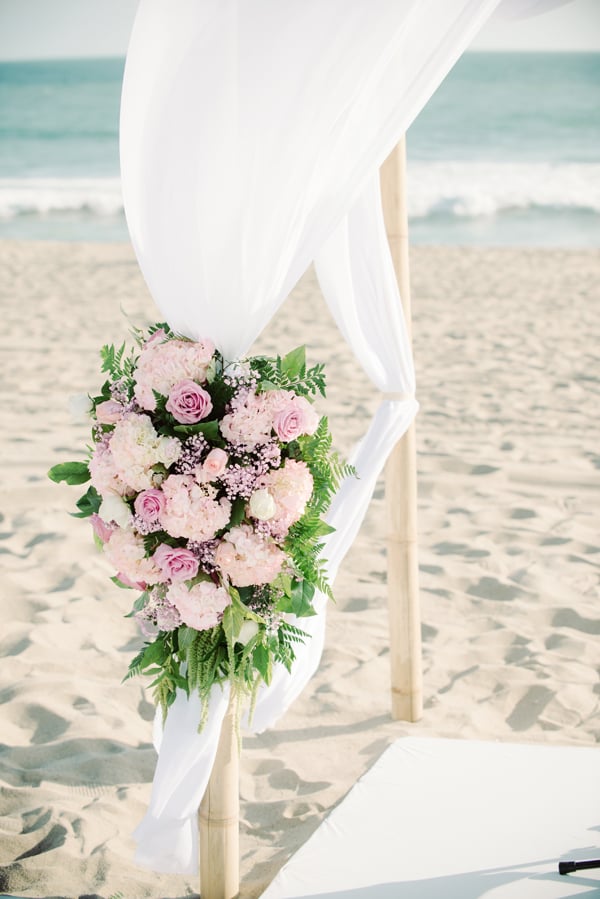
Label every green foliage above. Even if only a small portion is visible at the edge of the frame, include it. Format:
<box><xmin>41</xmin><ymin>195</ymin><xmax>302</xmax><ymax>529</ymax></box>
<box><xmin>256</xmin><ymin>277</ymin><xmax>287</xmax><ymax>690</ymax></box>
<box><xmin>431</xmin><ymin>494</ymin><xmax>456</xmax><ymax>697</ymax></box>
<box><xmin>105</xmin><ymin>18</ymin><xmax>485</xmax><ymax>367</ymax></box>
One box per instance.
<box><xmin>47</xmin><ymin>461</ymin><xmax>90</xmax><ymax>486</ymax></box>
<box><xmin>100</xmin><ymin>341</ymin><xmax>138</xmax><ymax>385</ymax></box>
<box><xmin>70</xmin><ymin>485</ymin><xmax>101</xmax><ymax>519</ymax></box>
<box><xmin>252</xmin><ymin>345</ymin><xmax>326</xmax><ymax>398</ymax></box>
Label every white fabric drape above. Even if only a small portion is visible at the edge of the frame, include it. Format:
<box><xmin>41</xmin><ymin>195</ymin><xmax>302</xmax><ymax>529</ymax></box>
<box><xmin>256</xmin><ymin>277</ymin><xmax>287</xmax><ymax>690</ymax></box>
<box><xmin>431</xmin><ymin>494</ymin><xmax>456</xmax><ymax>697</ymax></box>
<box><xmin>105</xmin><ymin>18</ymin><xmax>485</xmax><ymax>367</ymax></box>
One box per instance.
<box><xmin>120</xmin><ymin>0</ymin><xmax>573</xmax><ymax>874</ymax></box>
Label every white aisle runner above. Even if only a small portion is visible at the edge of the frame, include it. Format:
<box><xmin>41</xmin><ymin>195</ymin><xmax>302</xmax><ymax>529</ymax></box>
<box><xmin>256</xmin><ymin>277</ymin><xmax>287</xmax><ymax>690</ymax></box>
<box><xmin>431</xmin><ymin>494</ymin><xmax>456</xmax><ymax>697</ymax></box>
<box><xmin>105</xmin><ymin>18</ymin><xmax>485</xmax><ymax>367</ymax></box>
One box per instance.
<box><xmin>261</xmin><ymin>737</ymin><xmax>600</xmax><ymax>898</ymax></box>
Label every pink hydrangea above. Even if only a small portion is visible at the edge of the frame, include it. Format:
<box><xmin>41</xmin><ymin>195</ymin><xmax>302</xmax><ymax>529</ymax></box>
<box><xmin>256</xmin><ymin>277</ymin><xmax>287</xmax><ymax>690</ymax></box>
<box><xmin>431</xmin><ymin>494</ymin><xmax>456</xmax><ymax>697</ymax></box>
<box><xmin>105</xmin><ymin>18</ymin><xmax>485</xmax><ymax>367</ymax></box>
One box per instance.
<box><xmin>160</xmin><ymin>474</ymin><xmax>231</xmax><ymax>542</ymax></box>
<box><xmin>104</xmin><ymin>529</ymin><xmax>162</xmax><ymax>586</ymax></box>
<box><xmin>108</xmin><ymin>413</ymin><xmax>181</xmax><ymax>493</ymax></box>
<box><xmin>259</xmin><ymin>459</ymin><xmax>314</xmax><ymax>536</ymax></box>
<box><xmin>215</xmin><ymin>524</ymin><xmax>286</xmax><ymax>587</ymax></box>
<box><xmin>89</xmin><ymin>441</ymin><xmax>130</xmax><ymax>497</ymax></box>
<box><xmin>220</xmin><ymin>390</ymin><xmax>275</xmax><ymax>448</ymax></box>
<box><xmin>133</xmin><ymin>338</ymin><xmax>215</xmax><ymax>411</ymax></box>
<box><xmin>167</xmin><ymin>580</ymin><xmax>231</xmax><ymax>631</ymax></box>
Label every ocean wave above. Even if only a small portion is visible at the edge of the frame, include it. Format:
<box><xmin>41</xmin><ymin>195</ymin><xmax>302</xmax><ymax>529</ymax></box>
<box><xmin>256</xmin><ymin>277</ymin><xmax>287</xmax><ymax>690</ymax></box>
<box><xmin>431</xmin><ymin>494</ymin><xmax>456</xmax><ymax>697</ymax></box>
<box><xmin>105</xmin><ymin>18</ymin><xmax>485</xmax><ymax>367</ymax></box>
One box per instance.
<box><xmin>406</xmin><ymin>161</ymin><xmax>600</xmax><ymax>218</ymax></box>
<box><xmin>1</xmin><ymin>163</ymin><xmax>599</xmax><ymax>222</ymax></box>
<box><xmin>0</xmin><ymin>177</ymin><xmax>123</xmax><ymax>218</ymax></box>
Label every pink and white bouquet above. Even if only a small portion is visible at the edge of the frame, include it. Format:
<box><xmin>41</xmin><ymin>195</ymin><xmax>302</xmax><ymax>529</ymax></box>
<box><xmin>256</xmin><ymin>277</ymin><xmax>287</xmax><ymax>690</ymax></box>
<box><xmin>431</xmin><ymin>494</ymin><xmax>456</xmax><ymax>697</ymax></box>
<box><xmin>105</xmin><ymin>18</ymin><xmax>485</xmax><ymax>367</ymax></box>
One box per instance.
<box><xmin>49</xmin><ymin>324</ymin><xmax>352</xmax><ymax>725</ymax></box>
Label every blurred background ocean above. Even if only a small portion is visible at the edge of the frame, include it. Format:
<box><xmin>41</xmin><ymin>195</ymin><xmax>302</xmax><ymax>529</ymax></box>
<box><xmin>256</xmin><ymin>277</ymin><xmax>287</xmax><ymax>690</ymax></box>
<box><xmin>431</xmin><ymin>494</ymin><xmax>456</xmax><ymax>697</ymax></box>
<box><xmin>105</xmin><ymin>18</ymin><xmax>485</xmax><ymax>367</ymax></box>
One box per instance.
<box><xmin>0</xmin><ymin>51</ymin><xmax>599</xmax><ymax>245</ymax></box>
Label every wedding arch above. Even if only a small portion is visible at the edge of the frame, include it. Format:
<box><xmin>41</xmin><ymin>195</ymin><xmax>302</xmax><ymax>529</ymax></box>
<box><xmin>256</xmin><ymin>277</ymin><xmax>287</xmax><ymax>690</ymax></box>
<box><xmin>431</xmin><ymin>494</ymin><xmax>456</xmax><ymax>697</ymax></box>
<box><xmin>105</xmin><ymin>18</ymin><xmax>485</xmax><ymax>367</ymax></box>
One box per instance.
<box><xmin>118</xmin><ymin>0</ymin><xmax>574</xmax><ymax>894</ymax></box>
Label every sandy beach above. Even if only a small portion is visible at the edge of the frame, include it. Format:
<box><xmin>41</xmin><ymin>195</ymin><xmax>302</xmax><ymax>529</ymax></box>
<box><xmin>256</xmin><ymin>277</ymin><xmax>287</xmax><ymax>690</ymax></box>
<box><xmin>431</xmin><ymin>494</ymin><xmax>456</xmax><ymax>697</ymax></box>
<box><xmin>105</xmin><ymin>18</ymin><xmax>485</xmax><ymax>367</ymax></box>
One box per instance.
<box><xmin>0</xmin><ymin>239</ymin><xmax>598</xmax><ymax>898</ymax></box>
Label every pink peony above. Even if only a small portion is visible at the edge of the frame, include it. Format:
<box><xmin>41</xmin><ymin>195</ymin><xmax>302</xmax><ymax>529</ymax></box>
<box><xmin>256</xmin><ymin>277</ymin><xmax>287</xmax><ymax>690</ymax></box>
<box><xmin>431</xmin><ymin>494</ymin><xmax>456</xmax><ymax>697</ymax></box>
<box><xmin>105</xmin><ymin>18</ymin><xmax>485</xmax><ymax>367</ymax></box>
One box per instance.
<box><xmin>215</xmin><ymin>524</ymin><xmax>286</xmax><ymax>587</ymax></box>
<box><xmin>166</xmin><ymin>379</ymin><xmax>213</xmax><ymax>424</ymax></box>
<box><xmin>134</xmin><ymin>488</ymin><xmax>165</xmax><ymax>524</ymax></box>
<box><xmin>167</xmin><ymin>580</ymin><xmax>231</xmax><ymax>631</ymax></box>
<box><xmin>197</xmin><ymin>447</ymin><xmax>228</xmax><ymax>483</ymax></box>
<box><xmin>104</xmin><ymin>529</ymin><xmax>162</xmax><ymax>586</ymax></box>
<box><xmin>90</xmin><ymin>513</ymin><xmax>116</xmax><ymax>544</ymax></box>
<box><xmin>160</xmin><ymin>474</ymin><xmax>231</xmax><ymax>542</ymax></box>
<box><xmin>153</xmin><ymin>544</ymin><xmax>200</xmax><ymax>583</ymax></box>
<box><xmin>272</xmin><ymin>395</ymin><xmax>320</xmax><ymax>442</ymax></box>
<box><xmin>259</xmin><ymin>459</ymin><xmax>314</xmax><ymax>536</ymax></box>
<box><xmin>95</xmin><ymin>400</ymin><xmax>124</xmax><ymax>424</ymax></box>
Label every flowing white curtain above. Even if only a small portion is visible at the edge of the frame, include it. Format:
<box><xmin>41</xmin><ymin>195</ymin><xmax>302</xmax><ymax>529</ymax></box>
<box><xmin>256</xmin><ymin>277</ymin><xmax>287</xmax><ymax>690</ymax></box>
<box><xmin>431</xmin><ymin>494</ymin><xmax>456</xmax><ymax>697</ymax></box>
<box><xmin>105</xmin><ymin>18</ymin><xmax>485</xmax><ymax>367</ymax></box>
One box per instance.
<box><xmin>120</xmin><ymin>0</ymin><xmax>571</xmax><ymax>874</ymax></box>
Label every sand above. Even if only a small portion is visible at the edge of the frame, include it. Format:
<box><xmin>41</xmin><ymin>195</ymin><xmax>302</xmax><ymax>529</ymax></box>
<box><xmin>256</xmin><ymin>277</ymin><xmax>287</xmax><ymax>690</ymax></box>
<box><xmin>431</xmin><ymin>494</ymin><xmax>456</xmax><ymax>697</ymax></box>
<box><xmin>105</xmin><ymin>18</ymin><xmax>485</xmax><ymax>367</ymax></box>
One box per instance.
<box><xmin>0</xmin><ymin>240</ymin><xmax>598</xmax><ymax>898</ymax></box>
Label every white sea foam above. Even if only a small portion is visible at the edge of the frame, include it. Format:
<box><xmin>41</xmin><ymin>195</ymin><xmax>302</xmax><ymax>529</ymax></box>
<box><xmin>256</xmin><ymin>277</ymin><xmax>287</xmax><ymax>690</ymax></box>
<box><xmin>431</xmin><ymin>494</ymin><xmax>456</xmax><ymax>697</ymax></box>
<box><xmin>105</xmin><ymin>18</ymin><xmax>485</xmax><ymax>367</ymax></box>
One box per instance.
<box><xmin>0</xmin><ymin>163</ymin><xmax>599</xmax><ymax>222</ymax></box>
<box><xmin>406</xmin><ymin>161</ymin><xmax>600</xmax><ymax>219</ymax></box>
<box><xmin>0</xmin><ymin>177</ymin><xmax>123</xmax><ymax>218</ymax></box>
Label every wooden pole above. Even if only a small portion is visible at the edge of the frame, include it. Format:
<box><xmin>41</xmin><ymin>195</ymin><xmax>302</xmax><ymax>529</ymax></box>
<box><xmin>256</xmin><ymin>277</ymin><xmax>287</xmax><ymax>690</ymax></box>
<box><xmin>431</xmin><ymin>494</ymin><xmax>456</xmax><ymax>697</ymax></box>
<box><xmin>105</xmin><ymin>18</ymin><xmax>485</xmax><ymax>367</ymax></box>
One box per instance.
<box><xmin>199</xmin><ymin>697</ymin><xmax>240</xmax><ymax>899</ymax></box>
<box><xmin>380</xmin><ymin>137</ymin><xmax>423</xmax><ymax>722</ymax></box>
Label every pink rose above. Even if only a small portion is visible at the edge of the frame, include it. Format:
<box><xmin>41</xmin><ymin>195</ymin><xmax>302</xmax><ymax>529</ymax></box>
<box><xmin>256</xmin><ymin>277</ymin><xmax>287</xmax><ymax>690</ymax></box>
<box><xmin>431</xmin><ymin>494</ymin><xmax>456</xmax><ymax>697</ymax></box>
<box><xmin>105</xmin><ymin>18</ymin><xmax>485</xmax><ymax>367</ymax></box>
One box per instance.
<box><xmin>273</xmin><ymin>396</ymin><xmax>320</xmax><ymax>442</ymax></box>
<box><xmin>153</xmin><ymin>543</ymin><xmax>200</xmax><ymax>583</ymax></box>
<box><xmin>95</xmin><ymin>400</ymin><xmax>124</xmax><ymax>424</ymax></box>
<box><xmin>134</xmin><ymin>488</ymin><xmax>165</xmax><ymax>524</ymax></box>
<box><xmin>166</xmin><ymin>379</ymin><xmax>213</xmax><ymax>424</ymax></box>
<box><xmin>199</xmin><ymin>448</ymin><xmax>228</xmax><ymax>481</ymax></box>
<box><xmin>90</xmin><ymin>513</ymin><xmax>115</xmax><ymax>544</ymax></box>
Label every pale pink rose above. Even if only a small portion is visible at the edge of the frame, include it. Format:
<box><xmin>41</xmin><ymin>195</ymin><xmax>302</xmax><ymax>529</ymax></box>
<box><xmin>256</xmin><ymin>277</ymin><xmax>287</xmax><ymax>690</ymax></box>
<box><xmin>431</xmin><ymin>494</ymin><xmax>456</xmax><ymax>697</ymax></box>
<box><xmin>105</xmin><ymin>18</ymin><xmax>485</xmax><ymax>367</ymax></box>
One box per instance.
<box><xmin>167</xmin><ymin>580</ymin><xmax>231</xmax><ymax>631</ymax></box>
<box><xmin>134</xmin><ymin>488</ymin><xmax>165</xmax><ymax>524</ymax></box>
<box><xmin>166</xmin><ymin>379</ymin><xmax>213</xmax><ymax>424</ymax></box>
<box><xmin>90</xmin><ymin>513</ymin><xmax>115</xmax><ymax>544</ymax></box>
<box><xmin>215</xmin><ymin>524</ymin><xmax>285</xmax><ymax>587</ymax></box>
<box><xmin>197</xmin><ymin>448</ymin><xmax>228</xmax><ymax>483</ymax></box>
<box><xmin>95</xmin><ymin>400</ymin><xmax>124</xmax><ymax>424</ymax></box>
<box><xmin>153</xmin><ymin>544</ymin><xmax>200</xmax><ymax>583</ymax></box>
<box><xmin>272</xmin><ymin>395</ymin><xmax>320</xmax><ymax>442</ymax></box>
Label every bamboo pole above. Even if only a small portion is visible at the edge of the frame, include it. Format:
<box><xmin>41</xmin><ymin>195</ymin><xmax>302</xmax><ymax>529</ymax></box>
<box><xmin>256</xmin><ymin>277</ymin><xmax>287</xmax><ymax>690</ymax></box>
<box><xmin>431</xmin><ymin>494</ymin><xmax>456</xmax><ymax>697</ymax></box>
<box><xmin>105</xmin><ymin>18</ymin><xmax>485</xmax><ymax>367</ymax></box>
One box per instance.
<box><xmin>199</xmin><ymin>698</ymin><xmax>240</xmax><ymax>899</ymax></box>
<box><xmin>380</xmin><ymin>137</ymin><xmax>423</xmax><ymax>722</ymax></box>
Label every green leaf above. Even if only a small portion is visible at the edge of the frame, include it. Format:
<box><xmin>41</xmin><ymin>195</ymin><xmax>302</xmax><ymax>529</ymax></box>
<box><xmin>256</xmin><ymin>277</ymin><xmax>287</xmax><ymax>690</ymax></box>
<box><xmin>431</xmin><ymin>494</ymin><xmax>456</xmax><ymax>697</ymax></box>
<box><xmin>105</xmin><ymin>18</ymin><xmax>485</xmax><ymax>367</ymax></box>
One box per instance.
<box><xmin>252</xmin><ymin>642</ymin><xmax>272</xmax><ymax>685</ymax></box>
<box><xmin>111</xmin><ymin>575</ymin><xmax>136</xmax><ymax>590</ymax></box>
<box><xmin>70</xmin><ymin>485</ymin><xmax>102</xmax><ymax>519</ymax></box>
<box><xmin>48</xmin><ymin>461</ymin><xmax>90</xmax><ymax>486</ymax></box>
<box><xmin>229</xmin><ymin>497</ymin><xmax>246</xmax><ymax>528</ymax></box>
<box><xmin>173</xmin><ymin>420</ymin><xmax>221</xmax><ymax>441</ymax></box>
<box><xmin>281</xmin><ymin>345</ymin><xmax>306</xmax><ymax>380</ymax></box>
<box><xmin>277</xmin><ymin>578</ymin><xmax>317</xmax><ymax>618</ymax></box>
<box><xmin>177</xmin><ymin>625</ymin><xmax>197</xmax><ymax>653</ymax></box>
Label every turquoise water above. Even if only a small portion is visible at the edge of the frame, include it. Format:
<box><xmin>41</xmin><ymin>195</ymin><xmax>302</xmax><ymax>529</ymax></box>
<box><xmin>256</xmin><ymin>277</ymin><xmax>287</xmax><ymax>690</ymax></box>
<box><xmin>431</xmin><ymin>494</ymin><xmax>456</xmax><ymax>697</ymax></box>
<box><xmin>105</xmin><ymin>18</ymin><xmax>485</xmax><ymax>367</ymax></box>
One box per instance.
<box><xmin>0</xmin><ymin>52</ymin><xmax>599</xmax><ymax>244</ymax></box>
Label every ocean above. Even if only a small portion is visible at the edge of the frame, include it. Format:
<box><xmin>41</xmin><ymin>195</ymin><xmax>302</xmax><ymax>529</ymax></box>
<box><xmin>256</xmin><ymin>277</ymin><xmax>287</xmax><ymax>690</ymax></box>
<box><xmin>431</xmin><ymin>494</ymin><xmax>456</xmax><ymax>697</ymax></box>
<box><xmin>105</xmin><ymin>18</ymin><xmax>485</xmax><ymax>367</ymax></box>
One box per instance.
<box><xmin>0</xmin><ymin>52</ymin><xmax>599</xmax><ymax>245</ymax></box>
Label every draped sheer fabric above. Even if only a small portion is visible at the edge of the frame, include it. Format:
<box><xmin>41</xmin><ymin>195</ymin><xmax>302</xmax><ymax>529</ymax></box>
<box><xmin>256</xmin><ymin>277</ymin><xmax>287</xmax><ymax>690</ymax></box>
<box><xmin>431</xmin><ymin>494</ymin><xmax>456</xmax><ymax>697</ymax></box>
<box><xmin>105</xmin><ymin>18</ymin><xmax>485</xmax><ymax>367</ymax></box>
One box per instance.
<box><xmin>120</xmin><ymin>0</ymin><xmax>573</xmax><ymax>873</ymax></box>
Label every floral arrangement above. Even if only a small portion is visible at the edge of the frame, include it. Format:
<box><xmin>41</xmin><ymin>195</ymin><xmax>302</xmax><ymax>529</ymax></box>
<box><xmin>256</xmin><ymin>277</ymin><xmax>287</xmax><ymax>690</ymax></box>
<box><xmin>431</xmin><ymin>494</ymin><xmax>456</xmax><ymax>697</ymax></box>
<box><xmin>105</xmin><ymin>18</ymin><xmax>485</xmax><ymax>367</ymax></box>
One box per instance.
<box><xmin>49</xmin><ymin>323</ymin><xmax>352</xmax><ymax>727</ymax></box>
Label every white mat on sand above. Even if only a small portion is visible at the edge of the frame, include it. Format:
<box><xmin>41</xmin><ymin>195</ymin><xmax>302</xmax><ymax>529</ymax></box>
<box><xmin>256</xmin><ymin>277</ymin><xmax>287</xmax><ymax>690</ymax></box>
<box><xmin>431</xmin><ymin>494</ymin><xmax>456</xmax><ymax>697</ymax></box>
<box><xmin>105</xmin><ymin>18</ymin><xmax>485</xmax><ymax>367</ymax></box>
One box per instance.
<box><xmin>261</xmin><ymin>737</ymin><xmax>600</xmax><ymax>898</ymax></box>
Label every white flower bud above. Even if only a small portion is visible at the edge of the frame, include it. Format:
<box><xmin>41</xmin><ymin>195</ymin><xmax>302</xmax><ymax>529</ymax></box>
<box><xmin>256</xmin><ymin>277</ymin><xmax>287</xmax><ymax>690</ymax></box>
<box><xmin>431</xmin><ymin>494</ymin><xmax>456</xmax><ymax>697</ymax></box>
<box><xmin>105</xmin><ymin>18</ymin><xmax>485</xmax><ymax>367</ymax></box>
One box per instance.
<box><xmin>237</xmin><ymin>620</ymin><xmax>259</xmax><ymax>645</ymax></box>
<box><xmin>99</xmin><ymin>493</ymin><xmax>132</xmax><ymax>529</ymax></box>
<box><xmin>248</xmin><ymin>489</ymin><xmax>276</xmax><ymax>521</ymax></box>
<box><xmin>68</xmin><ymin>393</ymin><xmax>93</xmax><ymax>423</ymax></box>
